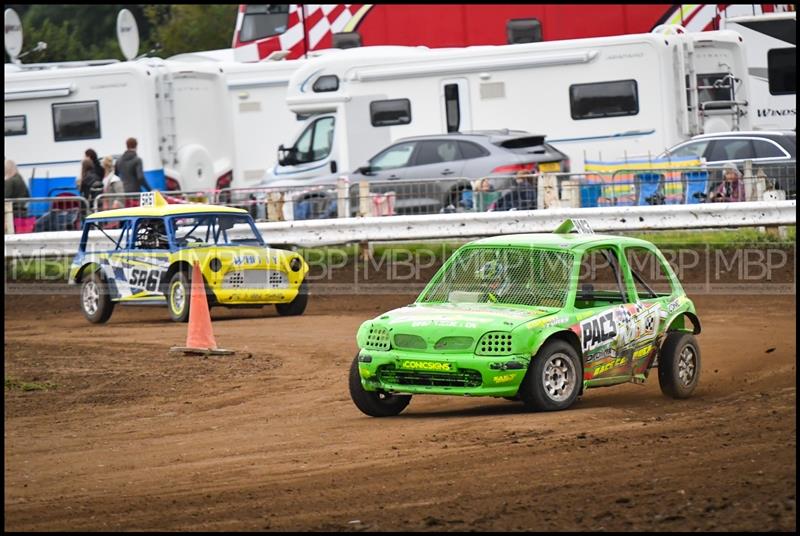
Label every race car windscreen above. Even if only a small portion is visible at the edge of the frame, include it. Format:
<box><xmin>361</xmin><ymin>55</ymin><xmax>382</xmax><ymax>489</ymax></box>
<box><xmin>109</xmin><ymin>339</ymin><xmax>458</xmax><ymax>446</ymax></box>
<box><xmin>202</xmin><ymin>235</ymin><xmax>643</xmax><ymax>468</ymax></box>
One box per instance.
<box><xmin>170</xmin><ymin>214</ymin><xmax>264</xmax><ymax>247</ymax></box>
<box><xmin>419</xmin><ymin>247</ymin><xmax>573</xmax><ymax>308</ymax></box>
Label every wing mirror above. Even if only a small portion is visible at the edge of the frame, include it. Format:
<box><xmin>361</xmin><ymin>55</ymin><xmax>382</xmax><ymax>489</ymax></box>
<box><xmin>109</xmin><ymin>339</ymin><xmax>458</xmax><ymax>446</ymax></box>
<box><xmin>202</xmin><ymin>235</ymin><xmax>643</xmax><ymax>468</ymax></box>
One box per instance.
<box><xmin>356</xmin><ymin>165</ymin><xmax>373</xmax><ymax>176</ymax></box>
<box><xmin>278</xmin><ymin>144</ymin><xmax>298</xmax><ymax>166</ymax></box>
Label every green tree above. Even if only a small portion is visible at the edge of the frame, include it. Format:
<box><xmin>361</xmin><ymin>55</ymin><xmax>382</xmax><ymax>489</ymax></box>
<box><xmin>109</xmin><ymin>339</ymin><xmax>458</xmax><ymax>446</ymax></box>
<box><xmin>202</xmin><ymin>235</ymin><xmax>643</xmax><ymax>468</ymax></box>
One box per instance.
<box><xmin>4</xmin><ymin>5</ymin><xmax>235</xmax><ymax>63</ymax></box>
<box><xmin>143</xmin><ymin>5</ymin><xmax>237</xmax><ymax>58</ymax></box>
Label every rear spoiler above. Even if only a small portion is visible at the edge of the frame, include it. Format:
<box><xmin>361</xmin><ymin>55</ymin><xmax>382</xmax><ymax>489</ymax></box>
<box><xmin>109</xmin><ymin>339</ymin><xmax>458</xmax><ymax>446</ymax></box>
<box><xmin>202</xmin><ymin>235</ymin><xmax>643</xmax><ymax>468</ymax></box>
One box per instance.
<box><xmin>498</xmin><ymin>135</ymin><xmax>546</xmax><ymax>149</ymax></box>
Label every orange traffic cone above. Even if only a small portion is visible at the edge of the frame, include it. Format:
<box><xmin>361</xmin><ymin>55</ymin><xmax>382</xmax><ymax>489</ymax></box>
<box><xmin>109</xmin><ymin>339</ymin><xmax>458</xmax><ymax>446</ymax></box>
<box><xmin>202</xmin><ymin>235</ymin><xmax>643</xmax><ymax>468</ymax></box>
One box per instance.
<box><xmin>170</xmin><ymin>262</ymin><xmax>233</xmax><ymax>356</ymax></box>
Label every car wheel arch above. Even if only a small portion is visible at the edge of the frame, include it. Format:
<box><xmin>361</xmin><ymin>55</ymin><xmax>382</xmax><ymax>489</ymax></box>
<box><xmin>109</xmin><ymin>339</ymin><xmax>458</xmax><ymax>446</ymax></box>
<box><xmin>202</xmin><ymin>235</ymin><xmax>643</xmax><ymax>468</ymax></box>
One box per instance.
<box><xmin>75</xmin><ymin>262</ymin><xmax>101</xmax><ymax>284</ymax></box>
<box><xmin>528</xmin><ymin>329</ymin><xmax>584</xmax><ymax>394</ymax></box>
<box><xmin>666</xmin><ymin>312</ymin><xmax>702</xmax><ymax>335</ymax></box>
<box><xmin>162</xmin><ymin>261</ymin><xmax>194</xmax><ymax>294</ymax></box>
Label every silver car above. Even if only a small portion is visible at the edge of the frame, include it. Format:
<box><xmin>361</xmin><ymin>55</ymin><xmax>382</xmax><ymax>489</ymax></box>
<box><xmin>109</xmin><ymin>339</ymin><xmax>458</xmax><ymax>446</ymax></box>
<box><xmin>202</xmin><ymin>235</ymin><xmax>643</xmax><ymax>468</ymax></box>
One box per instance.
<box><xmin>274</xmin><ymin>130</ymin><xmax>569</xmax><ymax>218</ymax></box>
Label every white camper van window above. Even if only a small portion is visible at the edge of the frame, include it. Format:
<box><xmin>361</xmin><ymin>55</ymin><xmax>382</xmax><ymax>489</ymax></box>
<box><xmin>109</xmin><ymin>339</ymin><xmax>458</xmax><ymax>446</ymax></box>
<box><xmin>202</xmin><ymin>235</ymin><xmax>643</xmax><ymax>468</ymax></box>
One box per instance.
<box><xmin>52</xmin><ymin>101</ymin><xmax>100</xmax><ymax>142</ymax></box>
<box><xmin>767</xmin><ymin>48</ymin><xmax>795</xmax><ymax>95</ymax></box>
<box><xmin>444</xmin><ymin>84</ymin><xmax>460</xmax><ymax>133</ymax></box>
<box><xmin>370</xmin><ymin>99</ymin><xmax>412</xmax><ymax>127</ymax></box>
<box><xmin>5</xmin><ymin>115</ymin><xmax>26</xmax><ymax>136</ymax></box>
<box><xmin>293</xmin><ymin>116</ymin><xmax>335</xmax><ymax>164</ymax></box>
<box><xmin>313</xmin><ymin>75</ymin><xmax>339</xmax><ymax>93</ymax></box>
<box><xmin>240</xmin><ymin>4</ymin><xmax>290</xmax><ymax>42</ymax></box>
<box><xmin>569</xmin><ymin>80</ymin><xmax>638</xmax><ymax>120</ymax></box>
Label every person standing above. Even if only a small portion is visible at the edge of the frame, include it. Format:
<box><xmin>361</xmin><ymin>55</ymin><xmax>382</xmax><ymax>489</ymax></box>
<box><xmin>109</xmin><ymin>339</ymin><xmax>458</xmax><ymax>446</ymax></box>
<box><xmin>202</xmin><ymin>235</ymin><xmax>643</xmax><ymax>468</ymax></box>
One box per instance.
<box><xmin>101</xmin><ymin>155</ymin><xmax>124</xmax><ymax>210</ymax></box>
<box><xmin>115</xmin><ymin>137</ymin><xmax>152</xmax><ymax>194</ymax></box>
<box><xmin>4</xmin><ymin>159</ymin><xmax>30</xmax><ymax>218</ymax></box>
<box><xmin>85</xmin><ymin>148</ymin><xmax>104</xmax><ymax>181</ymax></box>
<box><xmin>78</xmin><ymin>157</ymin><xmax>103</xmax><ymax>210</ymax></box>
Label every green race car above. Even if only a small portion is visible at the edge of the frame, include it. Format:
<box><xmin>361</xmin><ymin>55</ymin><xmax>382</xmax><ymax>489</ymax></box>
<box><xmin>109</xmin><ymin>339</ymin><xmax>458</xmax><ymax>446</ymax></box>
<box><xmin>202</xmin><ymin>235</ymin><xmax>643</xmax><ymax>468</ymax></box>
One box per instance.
<box><xmin>349</xmin><ymin>219</ymin><xmax>701</xmax><ymax>417</ymax></box>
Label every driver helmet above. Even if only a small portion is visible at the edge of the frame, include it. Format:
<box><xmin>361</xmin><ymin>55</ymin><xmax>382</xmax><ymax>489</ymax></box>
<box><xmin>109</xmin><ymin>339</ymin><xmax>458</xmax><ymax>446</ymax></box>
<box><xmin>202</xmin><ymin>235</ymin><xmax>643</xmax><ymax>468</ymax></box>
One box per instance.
<box><xmin>476</xmin><ymin>259</ymin><xmax>511</xmax><ymax>297</ymax></box>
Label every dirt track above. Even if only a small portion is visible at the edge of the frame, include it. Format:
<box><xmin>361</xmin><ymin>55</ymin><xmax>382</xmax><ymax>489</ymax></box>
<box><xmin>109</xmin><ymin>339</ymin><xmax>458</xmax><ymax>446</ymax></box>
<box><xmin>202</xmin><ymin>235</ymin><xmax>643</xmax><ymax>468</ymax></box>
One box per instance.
<box><xmin>4</xmin><ymin>289</ymin><xmax>796</xmax><ymax>531</ymax></box>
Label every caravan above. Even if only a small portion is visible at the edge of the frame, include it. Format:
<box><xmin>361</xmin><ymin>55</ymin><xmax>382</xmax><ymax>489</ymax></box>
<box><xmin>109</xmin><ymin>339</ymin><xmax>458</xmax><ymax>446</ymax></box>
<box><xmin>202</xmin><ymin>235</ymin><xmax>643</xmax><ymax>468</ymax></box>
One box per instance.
<box><xmin>724</xmin><ymin>11</ymin><xmax>796</xmax><ymax>130</ymax></box>
<box><xmin>217</xmin><ymin>59</ymin><xmax>305</xmax><ymax>186</ymax></box>
<box><xmin>263</xmin><ymin>28</ymin><xmax>752</xmax><ymax>183</ymax></box>
<box><xmin>4</xmin><ymin>58</ymin><xmax>236</xmax><ymax>204</ymax></box>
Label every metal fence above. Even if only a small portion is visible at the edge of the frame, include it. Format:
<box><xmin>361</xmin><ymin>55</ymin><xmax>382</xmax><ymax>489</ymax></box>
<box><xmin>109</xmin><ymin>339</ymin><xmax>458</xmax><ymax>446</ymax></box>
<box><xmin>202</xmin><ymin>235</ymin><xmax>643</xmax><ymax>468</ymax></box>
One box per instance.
<box><xmin>5</xmin><ymin>161</ymin><xmax>796</xmax><ymax>233</ymax></box>
<box><xmin>4</xmin><ymin>196</ymin><xmax>91</xmax><ymax>235</ymax></box>
<box><xmin>92</xmin><ymin>189</ymin><xmax>217</xmax><ymax>212</ymax></box>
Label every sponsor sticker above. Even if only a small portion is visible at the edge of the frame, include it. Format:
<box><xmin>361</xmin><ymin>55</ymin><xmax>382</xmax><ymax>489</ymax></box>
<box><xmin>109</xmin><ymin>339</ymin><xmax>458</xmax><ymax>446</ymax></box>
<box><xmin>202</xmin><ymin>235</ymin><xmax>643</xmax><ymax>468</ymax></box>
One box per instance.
<box><xmin>398</xmin><ymin>360</ymin><xmax>454</xmax><ymax>372</ymax></box>
<box><xmin>493</xmin><ymin>373</ymin><xmax>518</xmax><ymax>384</ymax></box>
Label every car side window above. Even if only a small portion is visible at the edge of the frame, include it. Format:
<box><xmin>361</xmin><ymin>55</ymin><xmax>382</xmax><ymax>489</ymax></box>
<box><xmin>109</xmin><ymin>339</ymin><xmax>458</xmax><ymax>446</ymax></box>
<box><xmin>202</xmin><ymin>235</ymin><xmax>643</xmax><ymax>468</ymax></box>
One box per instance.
<box><xmin>752</xmin><ymin>139</ymin><xmax>788</xmax><ymax>159</ymax></box>
<box><xmin>82</xmin><ymin>219</ymin><xmax>132</xmax><ymax>252</ymax></box>
<box><xmin>458</xmin><ymin>141</ymin><xmax>489</xmax><ymax>159</ymax></box>
<box><xmin>370</xmin><ymin>142</ymin><xmax>416</xmax><ymax>171</ymax></box>
<box><xmin>415</xmin><ymin>140</ymin><xmax>464</xmax><ymax>165</ymax></box>
<box><xmin>669</xmin><ymin>140</ymin><xmax>710</xmax><ymax>160</ymax></box>
<box><xmin>624</xmin><ymin>247</ymin><xmax>674</xmax><ymax>300</ymax></box>
<box><xmin>133</xmin><ymin>218</ymin><xmax>170</xmax><ymax>250</ymax></box>
<box><xmin>575</xmin><ymin>248</ymin><xmax>629</xmax><ymax>309</ymax></box>
<box><xmin>707</xmin><ymin>138</ymin><xmax>755</xmax><ymax>161</ymax></box>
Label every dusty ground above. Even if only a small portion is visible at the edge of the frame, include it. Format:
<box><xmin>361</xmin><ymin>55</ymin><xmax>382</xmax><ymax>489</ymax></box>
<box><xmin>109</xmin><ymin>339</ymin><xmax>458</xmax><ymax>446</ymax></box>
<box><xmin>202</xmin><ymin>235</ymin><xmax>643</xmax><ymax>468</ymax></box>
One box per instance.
<box><xmin>4</xmin><ymin>283</ymin><xmax>797</xmax><ymax>531</ymax></box>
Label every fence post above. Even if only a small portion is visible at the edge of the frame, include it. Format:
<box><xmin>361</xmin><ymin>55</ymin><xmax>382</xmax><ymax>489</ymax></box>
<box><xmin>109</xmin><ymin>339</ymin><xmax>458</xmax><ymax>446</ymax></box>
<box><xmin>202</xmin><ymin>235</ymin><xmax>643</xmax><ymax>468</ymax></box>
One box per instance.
<box><xmin>743</xmin><ymin>159</ymin><xmax>755</xmax><ymax>201</ymax></box>
<box><xmin>337</xmin><ymin>176</ymin><xmax>350</xmax><ymax>218</ymax></box>
<box><xmin>5</xmin><ymin>202</ymin><xmax>14</xmax><ymax>235</ymax></box>
<box><xmin>539</xmin><ymin>173</ymin><xmax>560</xmax><ymax>209</ymax></box>
<box><xmin>358</xmin><ymin>180</ymin><xmax>370</xmax><ymax>217</ymax></box>
<box><xmin>560</xmin><ymin>180</ymin><xmax>580</xmax><ymax>208</ymax></box>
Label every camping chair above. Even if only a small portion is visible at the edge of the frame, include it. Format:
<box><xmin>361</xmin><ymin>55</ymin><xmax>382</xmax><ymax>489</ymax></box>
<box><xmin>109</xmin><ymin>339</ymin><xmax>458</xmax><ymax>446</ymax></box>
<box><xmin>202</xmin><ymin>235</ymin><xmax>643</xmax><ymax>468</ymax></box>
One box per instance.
<box><xmin>34</xmin><ymin>192</ymin><xmax>82</xmax><ymax>232</ymax></box>
<box><xmin>474</xmin><ymin>190</ymin><xmax>502</xmax><ymax>211</ymax></box>
<box><xmin>684</xmin><ymin>171</ymin><xmax>709</xmax><ymax>204</ymax></box>
<box><xmin>636</xmin><ymin>172</ymin><xmax>662</xmax><ymax>205</ymax></box>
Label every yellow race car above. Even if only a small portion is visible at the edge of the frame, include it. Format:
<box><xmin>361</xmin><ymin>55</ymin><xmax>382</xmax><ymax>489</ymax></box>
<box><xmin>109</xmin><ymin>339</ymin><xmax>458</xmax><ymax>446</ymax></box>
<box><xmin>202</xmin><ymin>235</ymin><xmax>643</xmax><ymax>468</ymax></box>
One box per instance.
<box><xmin>69</xmin><ymin>191</ymin><xmax>309</xmax><ymax>323</ymax></box>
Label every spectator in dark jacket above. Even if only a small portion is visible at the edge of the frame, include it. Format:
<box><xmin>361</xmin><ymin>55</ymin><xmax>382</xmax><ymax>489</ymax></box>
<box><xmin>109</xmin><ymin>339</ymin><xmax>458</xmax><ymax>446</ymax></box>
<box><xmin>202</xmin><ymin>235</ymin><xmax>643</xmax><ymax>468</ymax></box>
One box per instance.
<box><xmin>85</xmin><ymin>148</ymin><xmax>103</xmax><ymax>181</ymax></box>
<box><xmin>115</xmin><ymin>137</ymin><xmax>152</xmax><ymax>194</ymax></box>
<box><xmin>4</xmin><ymin>159</ymin><xmax>30</xmax><ymax>218</ymax></box>
<box><xmin>493</xmin><ymin>170</ymin><xmax>537</xmax><ymax>211</ymax></box>
<box><xmin>78</xmin><ymin>157</ymin><xmax>103</xmax><ymax>206</ymax></box>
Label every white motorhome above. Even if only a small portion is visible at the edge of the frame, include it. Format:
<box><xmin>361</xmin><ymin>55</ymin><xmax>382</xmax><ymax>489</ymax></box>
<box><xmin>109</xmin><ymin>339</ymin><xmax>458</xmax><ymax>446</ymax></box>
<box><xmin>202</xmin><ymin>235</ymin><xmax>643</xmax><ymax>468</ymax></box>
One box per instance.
<box><xmin>168</xmin><ymin>50</ymin><xmax>313</xmax><ymax>187</ymax></box>
<box><xmin>4</xmin><ymin>58</ymin><xmax>236</xmax><ymax>203</ymax></box>
<box><xmin>724</xmin><ymin>11</ymin><xmax>796</xmax><ymax>130</ymax></box>
<box><xmin>264</xmin><ymin>29</ymin><xmax>752</xmax><ymax>181</ymax></box>
<box><xmin>216</xmin><ymin>59</ymin><xmax>304</xmax><ymax>186</ymax></box>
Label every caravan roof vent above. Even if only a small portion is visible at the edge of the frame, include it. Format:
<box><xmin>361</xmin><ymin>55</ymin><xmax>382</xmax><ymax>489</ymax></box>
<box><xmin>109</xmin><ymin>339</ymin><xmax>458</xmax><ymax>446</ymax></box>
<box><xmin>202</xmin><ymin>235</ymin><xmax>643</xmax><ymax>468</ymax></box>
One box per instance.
<box><xmin>507</xmin><ymin>18</ymin><xmax>542</xmax><ymax>45</ymax></box>
<box><xmin>332</xmin><ymin>31</ymin><xmax>362</xmax><ymax>50</ymax></box>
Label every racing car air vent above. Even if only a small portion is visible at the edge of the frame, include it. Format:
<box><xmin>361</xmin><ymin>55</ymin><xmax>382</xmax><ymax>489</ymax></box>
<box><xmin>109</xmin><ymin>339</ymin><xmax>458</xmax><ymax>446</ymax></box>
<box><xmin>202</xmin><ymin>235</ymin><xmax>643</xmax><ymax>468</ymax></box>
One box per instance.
<box><xmin>393</xmin><ymin>334</ymin><xmax>427</xmax><ymax>350</ymax></box>
<box><xmin>365</xmin><ymin>326</ymin><xmax>390</xmax><ymax>351</ymax></box>
<box><xmin>434</xmin><ymin>336</ymin><xmax>474</xmax><ymax>351</ymax></box>
<box><xmin>222</xmin><ymin>270</ymin><xmax>288</xmax><ymax>290</ymax></box>
<box><xmin>476</xmin><ymin>332</ymin><xmax>513</xmax><ymax>356</ymax></box>
<box><xmin>377</xmin><ymin>366</ymin><xmax>482</xmax><ymax>388</ymax></box>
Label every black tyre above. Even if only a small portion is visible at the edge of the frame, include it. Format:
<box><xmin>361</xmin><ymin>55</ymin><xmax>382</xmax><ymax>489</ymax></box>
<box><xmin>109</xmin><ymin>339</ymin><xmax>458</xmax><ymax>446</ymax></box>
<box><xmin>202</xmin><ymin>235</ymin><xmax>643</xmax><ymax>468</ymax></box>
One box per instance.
<box><xmin>276</xmin><ymin>280</ymin><xmax>308</xmax><ymax>316</ymax></box>
<box><xmin>348</xmin><ymin>356</ymin><xmax>411</xmax><ymax>417</ymax></box>
<box><xmin>80</xmin><ymin>272</ymin><xmax>114</xmax><ymax>324</ymax></box>
<box><xmin>519</xmin><ymin>340</ymin><xmax>582</xmax><ymax>412</ymax></box>
<box><xmin>167</xmin><ymin>271</ymin><xmax>191</xmax><ymax>323</ymax></box>
<box><xmin>658</xmin><ymin>332</ymin><xmax>701</xmax><ymax>399</ymax></box>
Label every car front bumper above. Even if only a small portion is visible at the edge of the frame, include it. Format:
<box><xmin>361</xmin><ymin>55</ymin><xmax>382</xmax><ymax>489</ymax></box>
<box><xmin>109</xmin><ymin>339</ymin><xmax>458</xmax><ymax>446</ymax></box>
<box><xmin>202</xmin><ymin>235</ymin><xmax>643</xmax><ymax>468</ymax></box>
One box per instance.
<box><xmin>356</xmin><ymin>348</ymin><xmax>530</xmax><ymax>397</ymax></box>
